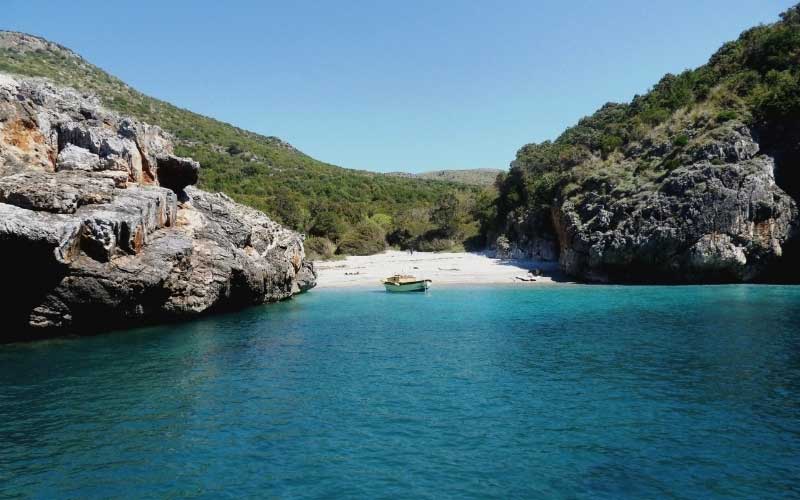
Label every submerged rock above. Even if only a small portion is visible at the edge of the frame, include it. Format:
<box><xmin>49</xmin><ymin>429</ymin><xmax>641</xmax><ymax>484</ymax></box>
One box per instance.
<box><xmin>0</xmin><ymin>74</ymin><xmax>316</xmax><ymax>341</ymax></box>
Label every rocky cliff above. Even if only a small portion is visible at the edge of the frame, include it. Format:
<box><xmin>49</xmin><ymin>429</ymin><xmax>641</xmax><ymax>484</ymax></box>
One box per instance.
<box><xmin>552</xmin><ymin>126</ymin><xmax>798</xmax><ymax>282</ymax></box>
<box><xmin>0</xmin><ymin>74</ymin><xmax>315</xmax><ymax>341</ymax></box>
<box><xmin>495</xmin><ymin>122</ymin><xmax>799</xmax><ymax>283</ymax></box>
<box><xmin>492</xmin><ymin>6</ymin><xmax>800</xmax><ymax>283</ymax></box>
<box><xmin>0</xmin><ymin>30</ymin><xmax>484</xmax><ymax>254</ymax></box>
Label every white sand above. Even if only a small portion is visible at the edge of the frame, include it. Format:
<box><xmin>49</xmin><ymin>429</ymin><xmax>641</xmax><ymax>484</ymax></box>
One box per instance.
<box><xmin>313</xmin><ymin>250</ymin><xmax>565</xmax><ymax>289</ymax></box>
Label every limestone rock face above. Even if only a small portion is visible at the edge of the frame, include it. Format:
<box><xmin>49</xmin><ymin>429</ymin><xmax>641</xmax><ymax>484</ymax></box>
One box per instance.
<box><xmin>688</xmin><ymin>125</ymin><xmax>761</xmax><ymax>163</ymax></box>
<box><xmin>0</xmin><ymin>74</ymin><xmax>315</xmax><ymax>341</ymax></box>
<box><xmin>498</xmin><ymin>123</ymin><xmax>798</xmax><ymax>282</ymax></box>
<box><xmin>552</xmin><ymin>155</ymin><xmax>797</xmax><ymax>282</ymax></box>
<box><xmin>0</xmin><ymin>170</ymin><xmax>115</xmax><ymax>213</ymax></box>
<box><xmin>491</xmin><ymin>210</ymin><xmax>559</xmax><ymax>261</ymax></box>
<box><xmin>56</xmin><ymin>144</ymin><xmax>101</xmax><ymax>171</ymax></box>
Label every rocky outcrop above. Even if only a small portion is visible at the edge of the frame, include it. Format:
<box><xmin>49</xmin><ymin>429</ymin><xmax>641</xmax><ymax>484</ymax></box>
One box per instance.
<box><xmin>0</xmin><ymin>74</ymin><xmax>315</xmax><ymax>341</ymax></box>
<box><xmin>501</xmin><ymin>123</ymin><xmax>799</xmax><ymax>283</ymax></box>
<box><xmin>555</xmin><ymin>158</ymin><xmax>797</xmax><ymax>282</ymax></box>
<box><xmin>155</xmin><ymin>155</ymin><xmax>199</xmax><ymax>200</ymax></box>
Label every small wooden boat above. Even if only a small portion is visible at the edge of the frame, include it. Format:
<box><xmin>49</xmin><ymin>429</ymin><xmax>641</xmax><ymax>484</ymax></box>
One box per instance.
<box><xmin>381</xmin><ymin>274</ymin><xmax>431</xmax><ymax>292</ymax></box>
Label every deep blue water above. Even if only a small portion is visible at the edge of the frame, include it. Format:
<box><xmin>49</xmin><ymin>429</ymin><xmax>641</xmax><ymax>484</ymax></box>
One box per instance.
<box><xmin>2</xmin><ymin>285</ymin><xmax>800</xmax><ymax>499</ymax></box>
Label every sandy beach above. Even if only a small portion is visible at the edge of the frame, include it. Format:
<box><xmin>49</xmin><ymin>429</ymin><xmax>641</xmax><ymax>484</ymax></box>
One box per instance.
<box><xmin>313</xmin><ymin>250</ymin><xmax>564</xmax><ymax>288</ymax></box>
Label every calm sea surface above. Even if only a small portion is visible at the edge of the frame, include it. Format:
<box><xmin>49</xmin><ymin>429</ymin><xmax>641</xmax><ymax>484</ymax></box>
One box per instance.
<box><xmin>1</xmin><ymin>285</ymin><xmax>800</xmax><ymax>499</ymax></box>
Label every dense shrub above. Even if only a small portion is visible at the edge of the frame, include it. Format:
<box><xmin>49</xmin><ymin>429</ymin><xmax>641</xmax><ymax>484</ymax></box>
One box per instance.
<box><xmin>716</xmin><ymin>110</ymin><xmax>739</xmax><ymax>122</ymax></box>
<box><xmin>751</xmin><ymin>70</ymin><xmax>800</xmax><ymax>121</ymax></box>
<box><xmin>673</xmin><ymin>134</ymin><xmax>690</xmax><ymax>147</ymax></box>
<box><xmin>369</xmin><ymin>213</ymin><xmax>393</xmax><ymax>232</ymax></box>
<box><xmin>226</xmin><ymin>143</ymin><xmax>244</xmax><ymax>155</ymax></box>
<box><xmin>309</xmin><ymin>211</ymin><xmax>350</xmax><ymax>243</ymax></box>
<box><xmin>600</xmin><ymin>134</ymin><xmax>623</xmax><ymax>156</ymax></box>
<box><xmin>416</xmin><ymin>238</ymin><xmax>455</xmax><ymax>252</ymax></box>
<box><xmin>336</xmin><ymin>220</ymin><xmax>387</xmax><ymax>256</ymax></box>
<box><xmin>304</xmin><ymin>236</ymin><xmax>337</xmax><ymax>260</ymax></box>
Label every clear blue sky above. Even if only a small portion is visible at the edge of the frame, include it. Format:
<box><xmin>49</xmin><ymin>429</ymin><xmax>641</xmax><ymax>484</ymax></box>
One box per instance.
<box><xmin>4</xmin><ymin>1</ymin><xmax>796</xmax><ymax>172</ymax></box>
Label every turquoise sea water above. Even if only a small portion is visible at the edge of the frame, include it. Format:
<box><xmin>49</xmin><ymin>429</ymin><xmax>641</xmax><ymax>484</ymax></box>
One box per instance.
<box><xmin>2</xmin><ymin>284</ymin><xmax>800</xmax><ymax>499</ymax></box>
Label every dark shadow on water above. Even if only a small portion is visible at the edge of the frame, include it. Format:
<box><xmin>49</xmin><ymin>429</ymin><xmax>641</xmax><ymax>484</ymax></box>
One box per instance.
<box><xmin>491</xmin><ymin>256</ymin><xmax>573</xmax><ymax>283</ymax></box>
<box><xmin>1</xmin><ymin>293</ymin><xmax>312</xmax><ymax>346</ymax></box>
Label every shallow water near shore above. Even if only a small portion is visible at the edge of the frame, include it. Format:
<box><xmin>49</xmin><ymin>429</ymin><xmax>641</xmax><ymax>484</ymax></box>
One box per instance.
<box><xmin>2</xmin><ymin>284</ymin><xmax>800</xmax><ymax>498</ymax></box>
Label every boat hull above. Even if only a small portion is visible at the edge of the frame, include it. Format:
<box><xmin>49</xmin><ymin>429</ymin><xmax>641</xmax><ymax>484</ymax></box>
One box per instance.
<box><xmin>383</xmin><ymin>280</ymin><xmax>431</xmax><ymax>292</ymax></box>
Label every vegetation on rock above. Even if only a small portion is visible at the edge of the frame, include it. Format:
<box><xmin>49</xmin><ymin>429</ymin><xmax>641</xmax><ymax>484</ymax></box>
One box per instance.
<box><xmin>388</xmin><ymin>168</ymin><xmax>504</xmax><ymax>187</ymax></box>
<box><xmin>0</xmin><ymin>31</ymin><xmax>484</xmax><ymax>256</ymax></box>
<box><xmin>488</xmin><ymin>5</ymin><xmax>800</xmax><ymax>239</ymax></box>
<box><xmin>5</xmin><ymin>0</ymin><xmax>798</xmax><ymax>277</ymax></box>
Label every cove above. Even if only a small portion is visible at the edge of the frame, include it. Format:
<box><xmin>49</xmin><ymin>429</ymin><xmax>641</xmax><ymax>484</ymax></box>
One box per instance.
<box><xmin>2</xmin><ymin>284</ymin><xmax>800</xmax><ymax>498</ymax></box>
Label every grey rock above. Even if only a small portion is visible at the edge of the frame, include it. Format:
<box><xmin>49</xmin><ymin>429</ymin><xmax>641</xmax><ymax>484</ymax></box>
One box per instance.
<box><xmin>0</xmin><ymin>170</ymin><xmax>115</xmax><ymax>213</ymax></box>
<box><xmin>551</xmin><ymin>156</ymin><xmax>797</xmax><ymax>282</ymax></box>
<box><xmin>56</xmin><ymin>144</ymin><xmax>101</xmax><ymax>171</ymax></box>
<box><xmin>492</xmin><ymin>210</ymin><xmax>559</xmax><ymax>261</ymax></box>
<box><xmin>502</xmin><ymin>116</ymin><xmax>798</xmax><ymax>283</ymax></box>
<box><xmin>0</xmin><ymin>74</ymin><xmax>315</xmax><ymax>341</ymax></box>
<box><xmin>688</xmin><ymin>233</ymin><xmax>747</xmax><ymax>272</ymax></box>
<box><xmin>57</xmin><ymin>121</ymin><xmax>144</xmax><ymax>182</ymax></box>
<box><xmin>0</xmin><ymin>202</ymin><xmax>83</xmax><ymax>265</ymax></box>
<box><xmin>118</xmin><ymin>118</ymin><xmax>173</xmax><ymax>182</ymax></box>
<box><xmin>76</xmin><ymin>185</ymin><xmax>177</xmax><ymax>261</ymax></box>
<box><xmin>89</xmin><ymin>170</ymin><xmax>129</xmax><ymax>188</ymax></box>
<box><xmin>494</xmin><ymin>235</ymin><xmax>511</xmax><ymax>258</ymax></box>
<box><xmin>295</xmin><ymin>261</ymin><xmax>317</xmax><ymax>293</ymax></box>
<box><xmin>689</xmin><ymin>124</ymin><xmax>760</xmax><ymax>163</ymax></box>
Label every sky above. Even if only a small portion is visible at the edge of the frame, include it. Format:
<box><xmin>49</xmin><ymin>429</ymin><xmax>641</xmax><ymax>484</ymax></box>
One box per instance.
<box><xmin>4</xmin><ymin>1</ymin><xmax>797</xmax><ymax>173</ymax></box>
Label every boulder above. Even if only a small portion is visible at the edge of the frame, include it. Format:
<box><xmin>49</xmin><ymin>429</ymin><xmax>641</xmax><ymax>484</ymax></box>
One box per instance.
<box><xmin>156</xmin><ymin>155</ymin><xmax>200</xmax><ymax>200</ymax></box>
<box><xmin>56</xmin><ymin>144</ymin><xmax>101</xmax><ymax>171</ymax></box>
<box><xmin>688</xmin><ymin>234</ymin><xmax>748</xmax><ymax>272</ymax></box>
<box><xmin>0</xmin><ymin>170</ymin><xmax>115</xmax><ymax>213</ymax></box>
<box><xmin>500</xmin><ymin>108</ymin><xmax>799</xmax><ymax>283</ymax></box>
<box><xmin>57</xmin><ymin>121</ymin><xmax>144</xmax><ymax>182</ymax></box>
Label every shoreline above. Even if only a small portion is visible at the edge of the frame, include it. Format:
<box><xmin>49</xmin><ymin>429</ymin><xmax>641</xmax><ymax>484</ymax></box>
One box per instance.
<box><xmin>313</xmin><ymin>250</ymin><xmax>567</xmax><ymax>289</ymax></box>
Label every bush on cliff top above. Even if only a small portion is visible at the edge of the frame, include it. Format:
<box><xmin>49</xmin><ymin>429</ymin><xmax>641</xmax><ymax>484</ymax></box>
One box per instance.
<box><xmin>486</xmin><ymin>4</ymin><xmax>800</xmax><ymax>237</ymax></box>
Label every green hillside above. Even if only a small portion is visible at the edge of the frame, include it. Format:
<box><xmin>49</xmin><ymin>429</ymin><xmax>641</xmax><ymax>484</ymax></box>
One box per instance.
<box><xmin>490</xmin><ymin>5</ymin><xmax>800</xmax><ymax>237</ymax></box>
<box><xmin>389</xmin><ymin>168</ymin><xmax>504</xmax><ymax>187</ymax></box>
<box><xmin>0</xmin><ymin>31</ymin><xmax>485</xmax><ymax>257</ymax></box>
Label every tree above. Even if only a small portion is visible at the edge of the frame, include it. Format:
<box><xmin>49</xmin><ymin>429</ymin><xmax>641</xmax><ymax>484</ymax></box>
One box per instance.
<box><xmin>430</xmin><ymin>193</ymin><xmax>460</xmax><ymax>238</ymax></box>
<box><xmin>309</xmin><ymin>211</ymin><xmax>349</xmax><ymax>243</ymax></box>
<box><xmin>337</xmin><ymin>220</ymin><xmax>387</xmax><ymax>256</ymax></box>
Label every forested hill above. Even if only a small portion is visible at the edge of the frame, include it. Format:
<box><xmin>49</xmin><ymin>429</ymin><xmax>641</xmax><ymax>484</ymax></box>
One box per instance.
<box><xmin>488</xmin><ymin>5</ymin><xmax>800</xmax><ymax>282</ymax></box>
<box><xmin>0</xmin><ymin>31</ymin><xmax>486</xmax><ymax>258</ymax></box>
<box><xmin>388</xmin><ymin>168</ymin><xmax>504</xmax><ymax>187</ymax></box>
